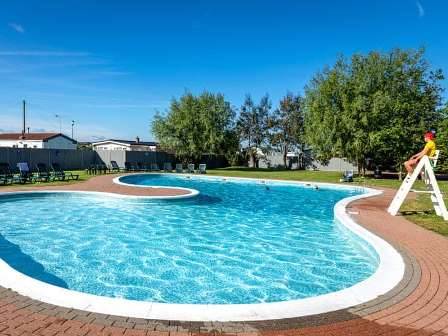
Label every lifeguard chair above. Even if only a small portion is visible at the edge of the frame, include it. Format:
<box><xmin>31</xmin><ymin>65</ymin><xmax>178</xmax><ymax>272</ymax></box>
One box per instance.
<box><xmin>387</xmin><ymin>150</ymin><xmax>448</xmax><ymax>220</ymax></box>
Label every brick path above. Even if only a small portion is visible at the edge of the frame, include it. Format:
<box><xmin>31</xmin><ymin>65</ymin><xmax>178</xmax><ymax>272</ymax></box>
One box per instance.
<box><xmin>0</xmin><ymin>173</ymin><xmax>190</xmax><ymax>197</ymax></box>
<box><xmin>1</xmin><ymin>175</ymin><xmax>448</xmax><ymax>335</ymax></box>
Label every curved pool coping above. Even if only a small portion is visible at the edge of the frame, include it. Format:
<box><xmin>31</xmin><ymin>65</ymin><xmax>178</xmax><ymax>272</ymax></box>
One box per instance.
<box><xmin>0</xmin><ymin>176</ymin><xmax>405</xmax><ymax>322</ymax></box>
<box><xmin>113</xmin><ymin>176</ymin><xmax>200</xmax><ymax>199</ymax></box>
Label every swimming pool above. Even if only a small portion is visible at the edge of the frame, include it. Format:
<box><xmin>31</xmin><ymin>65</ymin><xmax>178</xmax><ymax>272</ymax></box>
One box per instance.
<box><xmin>0</xmin><ymin>174</ymin><xmax>404</xmax><ymax>321</ymax></box>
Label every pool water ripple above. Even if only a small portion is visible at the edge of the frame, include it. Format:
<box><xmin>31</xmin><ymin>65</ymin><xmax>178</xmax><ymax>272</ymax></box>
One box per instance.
<box><xmin>0</xmin><ymin>174</ymin><xmax>379</xmax><ymax>304</ymax></box>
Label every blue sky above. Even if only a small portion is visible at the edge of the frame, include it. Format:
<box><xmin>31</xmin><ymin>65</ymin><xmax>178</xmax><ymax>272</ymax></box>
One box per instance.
<box><xmin>0</xmin><ymin>0</ymin><xmax>447</xmax><ymax>141</ymax></box>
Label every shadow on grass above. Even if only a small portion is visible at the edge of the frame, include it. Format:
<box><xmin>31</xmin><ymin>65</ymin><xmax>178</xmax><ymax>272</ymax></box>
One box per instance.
<box><xmin>400</xmin><ymin>210</ymin><xmax>435</xmax><ymax>216</ymax></box>
<box><xmin>0</xmin><ymin>233</ymin><xmax>68</xmax><ymax>289</ymax></box>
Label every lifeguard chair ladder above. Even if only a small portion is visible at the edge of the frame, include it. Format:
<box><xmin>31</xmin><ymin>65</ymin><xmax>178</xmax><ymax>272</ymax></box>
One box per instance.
<box><xmin>387</xmin><ymin>151</ymin><xmax>448</xmax><ymax>221</ymax></box>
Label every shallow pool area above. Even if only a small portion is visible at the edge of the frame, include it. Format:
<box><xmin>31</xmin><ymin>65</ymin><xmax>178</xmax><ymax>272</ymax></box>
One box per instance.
<box><xmin>0</xmin><ymin>174</ymin><xmax>381</xmax><ymax>305</ymax></box>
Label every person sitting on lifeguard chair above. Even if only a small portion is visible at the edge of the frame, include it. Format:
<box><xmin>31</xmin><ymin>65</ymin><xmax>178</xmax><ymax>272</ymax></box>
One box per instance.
<box><xmin>404</xmin><ymin>131</ymin><xmax>436</xmax><ymax>174</ymax></box>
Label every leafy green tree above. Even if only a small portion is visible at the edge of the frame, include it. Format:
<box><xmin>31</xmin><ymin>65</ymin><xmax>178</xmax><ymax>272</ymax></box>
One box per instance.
<box><xmin>236</xmin><ymin>95</ymin><xmax>256</xmax><ymax>163</ymax></box>
<box><xmin>222</xmin><ymin>128</ymin><xmax>243</xmax><ymax>166</ymax></box>
<box><xmin>304</xmin><ymin>48</ymin><xmax>444</xmax><ymax>174</ymax></box>
<box><xmin>237</xmin><ymin>94</ymin><xmax>272</xmax><ymax>167</ymax></box>
<box><xmin>152</xmin><ymin>91</ymin><xmax>235</xmax><ymax>162</ymax></box>
<box><xmin>271</xmin><ymin>93</ymin><xmax>305</xmax><ymax>168</ymax></box>
<box><xmin>434</xmin><ymin>105</ymin><xmax>448</xmax><ymax>172</ymax></box>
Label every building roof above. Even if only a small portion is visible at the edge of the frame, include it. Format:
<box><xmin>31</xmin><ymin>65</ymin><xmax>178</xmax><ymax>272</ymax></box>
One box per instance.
<box><xmin>0</xmin><ymin>133</ymin><xmax>76</xmax><ymax>143</ymax></box>
<box><xmin>92</xmin><ymin>139</ymin><xmax>158</xmax><ymax>146</ymax></box>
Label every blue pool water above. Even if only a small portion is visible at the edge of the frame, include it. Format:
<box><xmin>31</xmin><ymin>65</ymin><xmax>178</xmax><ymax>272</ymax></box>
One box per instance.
<box><xmin>0</xmin><ymin>174</ymin><xmax>379</xmax><ymax>304</ymax></box>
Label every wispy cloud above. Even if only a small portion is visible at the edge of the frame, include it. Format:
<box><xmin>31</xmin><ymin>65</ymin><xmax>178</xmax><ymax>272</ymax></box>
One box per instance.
<box><xmin>416</xmin><ymin>1</ymin><xmax>425</xmax><ymax>17</ymax></box>
<box><xmin>91</xmin><ymin>135</ymin><xmax>107</xmax><ymax>141</ymax></box>
<box><xmin>82</xmin><ymin>103</ymin><xmax>165</xmax><ymax>109</ymax></box>
<box><xmin>8</xmin><ymin>22</ymin><xmax>24</xmax><ymax>33</ymax></box>
<box><xmin>0</xmin><ymin>51</ymin><xmax>90</xmax><ymax>57</ymax></box>
<box><xmin>97</xmin><ymin>70</ymin><xmax>132</xmax><ymax>76</ymax></box>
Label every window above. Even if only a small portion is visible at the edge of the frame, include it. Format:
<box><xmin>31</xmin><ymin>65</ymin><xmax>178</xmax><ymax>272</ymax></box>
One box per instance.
<box><xmin>23</xmin><ymin>144</ymin><xmax>28</xmax><ymax>148</ymax></box>
<box><xmin>33</xmin><ymin>145</ymin><xmax>37</xmax><ymax>148</ymax></box>
<box><xmin>12</xmin><ymin>145</ymin><xmax>18</xmax><ymax>148</ymax></box>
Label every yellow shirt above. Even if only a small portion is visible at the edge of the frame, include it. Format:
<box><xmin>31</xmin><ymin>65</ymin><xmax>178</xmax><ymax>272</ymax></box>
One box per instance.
<box><xmin>424</xmin><ymin>140</ymin><xmax>436</xmax><ymax>158</ymax></box>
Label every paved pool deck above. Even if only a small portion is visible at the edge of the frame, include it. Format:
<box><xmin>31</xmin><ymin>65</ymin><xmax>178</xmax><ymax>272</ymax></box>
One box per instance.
<box><xmin>0</xmin><ymin>174</ymin><xmax>447</xmax><ymax>335</ymax></box>
<box><xmin>0</xmin><ymin>174</ymin><xmax>191</xmax><ymax>197</ymax></box>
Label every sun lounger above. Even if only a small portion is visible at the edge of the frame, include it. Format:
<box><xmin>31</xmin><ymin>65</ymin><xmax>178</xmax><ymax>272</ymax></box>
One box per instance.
<box><xmin>187</xmin><ymin>164</ymin><xmax>195</xmax><ymax>173</ymax></box>
<box><xmin>340</xmin><ymin>170</ymin><xmax>354</xmax><ymax>182</ymax></box>
<box><xmin>163</xmin><ymin>162</ymin><xmax>172</xmax><ymax>172</ymax></box>
<box><xmin>51</xmin><ymin>163</ymin><xmax>79</xmax><ymax>181</ymax></box>
<box><xmin>0</xmin><ymin>163</ymin><xmax>14</xmax><ymax>185</ymax></box>
<box><xmin>88</xmin><ymin>163</ymin><xmax>107</xmax><ymax>174</ymax></box>
<box><xmin>110</xmin><ymin>160</ymin><xmax>125</xmax><ymax>173</ymax></box>
<box><xmin>137</xmin><ymin>162</ymin><xmax>149</xmax><ymax>171</ymax></box>
<box><xmin>175</xmin><ymin>163</ymin><xmax>183</xmax><ymax>173</ymax></box>
<box><xmin>87</xmin><ymin>164</ymin><xmax>97</xmax><ymax>175</ymax></box>
<box><xmin>124</xmin><ymin>162</ymin><xmax>138</xmax><ymax>172</ymax></box>
<box><xmin>16</xmin><ymin>162</ymin><xmax>34</xmax><ymax>183</ymax></box>
<box><xmin>150</xmin><ymin>163</ymin><xmax>160</xmax><ymax>171</ymax></box>
<box><xmin>35</xmin><ymin>163</ymin><xmax>51</xmax><ymax>182</ymax></box>
<box><xmin>98</xmin><ymin>164</ymin><xmax>108</xmax><ymax>174</ymax></box>
<box><xmin>198</xmin><ymin>164</ymin><xmax>206</xmax><ymax>174</ymax></box>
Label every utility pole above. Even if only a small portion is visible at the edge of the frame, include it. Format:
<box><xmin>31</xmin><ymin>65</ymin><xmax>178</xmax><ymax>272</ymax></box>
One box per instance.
<box><xmin>22</xmin><ymin>100</ymin><xmax>26</xmax><ymax>135</ymax></box>
<box><xmin>71</xmin><ymin>120</ymin><xmax>75</xmax><ymax>139</ymax></box>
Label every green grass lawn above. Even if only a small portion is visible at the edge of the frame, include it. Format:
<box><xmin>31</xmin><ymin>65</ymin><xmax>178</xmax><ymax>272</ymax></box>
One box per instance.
<box><xmin>208</xmin><ymin>166</ymin><xmax>404</xmax><ymax>187</ymax></box>
<box><xmin>0</xmin><ymin>170</ymin><xmax>92</xmax><ymax>188</ymax></box>
<box><xmin>208</xmin><ymin>167</ymin><xmax>448</xmax><ymax>236</ymax></box>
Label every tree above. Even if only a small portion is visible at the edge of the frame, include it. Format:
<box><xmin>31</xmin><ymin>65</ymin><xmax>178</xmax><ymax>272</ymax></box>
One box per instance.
<box><xmin>221</xmin><ymin>128</ymin><xmax>242</xmax><ymax>166</ymax></box>
<box><xmin>271</xmin><ymin>93</ymin><xmax>305</xmax><ymax>168</ymax></box>
<box><xmin>434</xmin><ymin>105</ymin><xmax>448</xmax><ymax>172</ymax></box>
<box><xmin>152</xmin><ymin>91</ymin><xmax>235</xmax><ymax>162</ymax></box>
<box><xmin>304</xmin><ymin>48</ymin><xmax>444</xmax><ymax>174</ymax></box>
<box><xmin>236</xmin><ymin>94</ymin><xmax>272</xmax><ymax>168</ymax></box>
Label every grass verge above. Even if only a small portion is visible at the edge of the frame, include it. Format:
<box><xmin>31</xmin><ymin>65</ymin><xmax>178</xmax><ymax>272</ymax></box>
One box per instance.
<box><xmin>0</xmin><ymin>170</ymin><xmax>92</xmax><ymax>188</ymax></box>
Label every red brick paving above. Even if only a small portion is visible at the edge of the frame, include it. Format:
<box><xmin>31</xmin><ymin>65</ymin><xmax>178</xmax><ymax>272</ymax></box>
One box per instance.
<box><xmin>1</xmin><ymin>175</ymin><xmax>448</xmax><ymax>335</ymax></box>
<box><xmin>0</xmin><ymin>173</ymin><xmax>190</xmax><ymax>197</ymax></box>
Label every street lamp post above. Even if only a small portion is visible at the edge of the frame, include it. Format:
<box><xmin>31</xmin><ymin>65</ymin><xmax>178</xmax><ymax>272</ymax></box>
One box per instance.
<box><xmin>55</xmin><ymin>114</ymin><xmax>62</xmax><ymax>133</ymax></box>
<box><xmin>71</xmin><ymin>120</ymin><xmax>75</xmax><ymax>139</ymax></box>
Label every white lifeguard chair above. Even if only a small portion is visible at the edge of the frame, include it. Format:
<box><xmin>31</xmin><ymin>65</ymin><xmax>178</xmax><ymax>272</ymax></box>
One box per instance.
<box><xmin>388</xmin><ymin>150</ymin><xmax>448</xmax><ymax>221</ymax></box>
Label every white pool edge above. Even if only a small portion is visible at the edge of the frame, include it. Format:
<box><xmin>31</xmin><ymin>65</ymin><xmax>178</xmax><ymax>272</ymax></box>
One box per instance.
<box><xmin>112</xmin><ymin>176</ymin><xmax>200</xmax><ymax>199</ymax></box>
<box><xmin>0</xmin><ymin>177</ymin><xmax>405</xmax><ymax>322</ymax></box>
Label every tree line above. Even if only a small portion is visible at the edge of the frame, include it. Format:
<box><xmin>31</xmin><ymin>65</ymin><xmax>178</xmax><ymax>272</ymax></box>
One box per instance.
<box><xmin>152</xmin><ymin>48</ymin><xmax>446</xmax><ymax>173</ymax></box>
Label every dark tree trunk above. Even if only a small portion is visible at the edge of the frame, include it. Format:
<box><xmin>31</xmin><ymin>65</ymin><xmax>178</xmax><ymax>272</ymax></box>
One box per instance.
<box><xmin>283</xmin><ymin>150</ymin><xmax>288</xmax><ymax>169</ymax></box>
<box><xmin>283</xmin><ymin>143</ymin><xmax>288</xmax><ymax>169</ymax></box>
<box><xmin>299</xmin><ymin>143</ymin><xmax>306</xmax><ymax>170</ymax></box>
<box><xmin>248</xmin><ymin>151</ymin><xmax>257</xmax><ymax>168</ymax></box>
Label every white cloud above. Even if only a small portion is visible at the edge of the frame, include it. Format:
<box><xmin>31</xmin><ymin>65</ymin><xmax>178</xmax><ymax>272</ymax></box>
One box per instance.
<box><xmin>0</xmin><ymin>51</ymin><xmax>90</xmax><ymax>57</ymax></box>
<box><xmin>416</xmin><ymin>1</ymin><xmax>425</xmax><ymax>17</ymax></box>
<box><xmin>8</xmin><ymin>23</ymin><xmax>24</xmax><ymax>33</ymax></box>
<box><xmin>97</xmin><ymin>71</ymin><xmax>132</xmax><ymax>76</ymax></box>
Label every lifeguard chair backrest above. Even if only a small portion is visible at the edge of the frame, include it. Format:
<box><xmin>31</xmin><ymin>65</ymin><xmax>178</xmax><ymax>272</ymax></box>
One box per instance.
<box><xmin>431</xmin><ymin>150</ymin><xmax>440</xmax><ymax>168</ymax></box>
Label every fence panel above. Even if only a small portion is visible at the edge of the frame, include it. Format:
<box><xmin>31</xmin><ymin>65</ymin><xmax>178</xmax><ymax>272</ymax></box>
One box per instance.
<box><xmin>0</xmin><ymin>148</ymin><xmax>96</xmax><ymax>170</ymax></box>
<box><xmin>0</xmin><ymin>148</ymin><xmax>229</xmax><ymax>171</ymax></box>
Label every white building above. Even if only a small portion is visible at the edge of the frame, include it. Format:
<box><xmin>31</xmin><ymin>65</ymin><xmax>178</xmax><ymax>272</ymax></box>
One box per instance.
<box><xmin>0</xmin><ymin>133</ymin><xmax>77</xmax><ymax>149</ymax></box>
<box><xmin>92</xmin><ymin>137</ymin><xmax>158</xmax><ymax>151</ymax></box>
